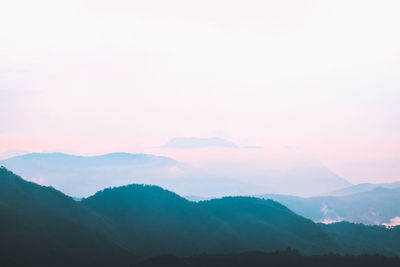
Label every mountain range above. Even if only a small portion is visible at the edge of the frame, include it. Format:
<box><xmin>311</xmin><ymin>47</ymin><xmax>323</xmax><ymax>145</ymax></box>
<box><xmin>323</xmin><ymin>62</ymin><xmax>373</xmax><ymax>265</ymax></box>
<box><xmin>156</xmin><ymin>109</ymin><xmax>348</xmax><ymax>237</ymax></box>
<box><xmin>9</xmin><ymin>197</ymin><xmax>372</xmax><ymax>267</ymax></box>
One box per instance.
<box><xmin>187</xmin><ymin>184</ymin><xmax>400</xmax><ymax>225</ymax></box>
<box><xmin>0</xmin><ymin>152</ymin><xmax>350</xmax><ymax>197</ymax></box>
<box><xmin>256</xmin><ymin>186</ymin><xmax>400</xmax><ymax>225</ymax></box>
<box><xmin>2</xmin><ymin>153</ymin><xmax>399</xmax><ymax>226</ymax></box>
<box><xmin>0</xmin><ymin>152</ymin><xmax>257</xmax><ymax>198</ymax></box>
<box><xmin>328</xmin><ymin>182</ymin><xmax>400</xmax><ymax>196</ymax></box>
<box><xmin>1</xmin><ymin>167</ymin><xmax>400</xmax><ymax>266</ymax></box>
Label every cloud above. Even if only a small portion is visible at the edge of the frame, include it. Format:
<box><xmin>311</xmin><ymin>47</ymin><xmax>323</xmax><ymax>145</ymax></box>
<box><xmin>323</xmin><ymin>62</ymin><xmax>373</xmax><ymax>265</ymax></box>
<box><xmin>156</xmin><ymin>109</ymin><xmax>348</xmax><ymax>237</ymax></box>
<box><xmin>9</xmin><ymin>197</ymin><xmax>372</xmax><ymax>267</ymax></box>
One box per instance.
<box><xmin>319</xmin><ymin>218</ymin><xmax>344</xmax><ymax>224</ymax></box>
<box><xmin>34</xmin><ymin>176</ymin><xmax>46</xmax><ymax>186</ymax></box>
<box><xmin>319</xmin><ymin>203</ymin><xmax>344</xmax><ymax>224</ymax></box>
<box><xmin>321</xmin><ymin>203</ymin><xmax>329</xmax><ymax>215</ymax></box>
<box><xmin>383</xmin><ymin>217</ymin><xmax>400</xmax><ymax>228</ymax></box>
<box><xmin>1</xmin><ymin>0</ymin><xmax>400</xmax><ymax>184</ymax></box>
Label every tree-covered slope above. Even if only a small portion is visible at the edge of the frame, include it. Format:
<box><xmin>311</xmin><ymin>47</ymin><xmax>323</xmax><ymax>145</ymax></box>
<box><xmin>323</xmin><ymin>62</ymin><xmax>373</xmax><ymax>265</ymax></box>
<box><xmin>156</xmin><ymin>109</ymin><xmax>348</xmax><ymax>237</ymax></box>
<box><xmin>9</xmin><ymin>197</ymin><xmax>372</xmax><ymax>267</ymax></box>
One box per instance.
<box><xmin>320</xmin><ymin>222</ymin><xmax>400</xmax><ymax>256</ymax></box>
<box><xmin>83</xmin><ymin>185</ymin><xmax>338</xmax><ymax>256</ymax></box>
<box><xmin>1</xmin><ymin>166</ymin><xmax>400</xmax><ymax>267</ymax></box>
<box><xmin>0</xmin><ymin>167</ymin><xmax>133</xmax><ymax>266</ymax></box>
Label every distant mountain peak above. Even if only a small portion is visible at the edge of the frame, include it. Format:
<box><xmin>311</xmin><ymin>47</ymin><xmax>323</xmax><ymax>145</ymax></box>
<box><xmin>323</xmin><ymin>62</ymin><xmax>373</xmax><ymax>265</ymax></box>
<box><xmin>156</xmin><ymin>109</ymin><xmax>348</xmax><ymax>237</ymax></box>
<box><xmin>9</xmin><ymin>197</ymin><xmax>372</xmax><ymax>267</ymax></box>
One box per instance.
<box><xmin>85</xmin><ymin>183</ymin><xmax>186</xmax><ymax>203</ymax></box>
<box><xmin>4</xmin><ymin>152</ymin><xmax>175</xmax><ymax>162</ymax></box>
<box><xmin>164</xmin><ymin>137</ymin><xmax>237</xmax><ymax>148</ymax></box>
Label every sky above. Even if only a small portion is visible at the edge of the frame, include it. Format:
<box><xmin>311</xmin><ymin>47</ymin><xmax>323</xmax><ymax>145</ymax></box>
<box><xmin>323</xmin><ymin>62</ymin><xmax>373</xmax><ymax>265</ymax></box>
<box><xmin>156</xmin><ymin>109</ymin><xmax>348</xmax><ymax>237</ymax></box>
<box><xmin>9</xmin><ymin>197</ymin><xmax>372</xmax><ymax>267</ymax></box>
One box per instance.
<box><xmin>1</xmin><ymin>0</ymin><xmax>400</xmax><ymax>184</ymax></box>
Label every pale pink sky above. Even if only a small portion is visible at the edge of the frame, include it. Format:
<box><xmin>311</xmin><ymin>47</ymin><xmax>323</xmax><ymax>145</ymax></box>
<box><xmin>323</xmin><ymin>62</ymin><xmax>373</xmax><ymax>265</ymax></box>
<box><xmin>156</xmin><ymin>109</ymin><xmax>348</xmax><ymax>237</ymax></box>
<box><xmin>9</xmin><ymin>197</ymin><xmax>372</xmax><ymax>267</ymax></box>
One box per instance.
<box><xmin>1</xmin><ymin>0</ymin><xmax>400</xmax><ymax>184</ymax></box>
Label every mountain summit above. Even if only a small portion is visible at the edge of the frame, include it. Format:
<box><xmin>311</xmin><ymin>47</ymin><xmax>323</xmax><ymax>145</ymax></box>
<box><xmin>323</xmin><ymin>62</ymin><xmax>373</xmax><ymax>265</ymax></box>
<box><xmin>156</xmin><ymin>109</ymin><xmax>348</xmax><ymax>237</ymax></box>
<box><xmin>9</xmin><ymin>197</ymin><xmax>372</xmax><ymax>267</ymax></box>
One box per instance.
<box><xmin>164</xmin><ymin>137</ymin><xmax>238</xmax><ymax>148</ymax></box>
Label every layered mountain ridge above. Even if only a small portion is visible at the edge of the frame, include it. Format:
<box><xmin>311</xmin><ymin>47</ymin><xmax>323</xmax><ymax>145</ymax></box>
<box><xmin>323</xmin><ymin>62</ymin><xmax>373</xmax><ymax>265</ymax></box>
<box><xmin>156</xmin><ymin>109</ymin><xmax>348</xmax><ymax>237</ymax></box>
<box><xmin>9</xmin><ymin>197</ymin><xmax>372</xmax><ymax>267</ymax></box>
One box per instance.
<box><xmin>1</xmin><ymin>167</ymin><xmax>400</xmax><ymax>266</ymax></box>
<box><xmin>0</xmin><ymin>152</ymin><xmax>350</xmax><ymax>197</ymax></box>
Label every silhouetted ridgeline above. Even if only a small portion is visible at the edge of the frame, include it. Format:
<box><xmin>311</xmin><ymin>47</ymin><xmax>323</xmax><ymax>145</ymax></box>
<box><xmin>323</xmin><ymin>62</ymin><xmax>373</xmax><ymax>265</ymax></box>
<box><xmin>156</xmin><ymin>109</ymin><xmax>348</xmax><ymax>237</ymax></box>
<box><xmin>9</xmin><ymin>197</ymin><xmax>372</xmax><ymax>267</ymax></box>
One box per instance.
<box><xmin>0</xmin><ymin>167</ymin><xmax>399</xmax><ymax>266</ymax></box>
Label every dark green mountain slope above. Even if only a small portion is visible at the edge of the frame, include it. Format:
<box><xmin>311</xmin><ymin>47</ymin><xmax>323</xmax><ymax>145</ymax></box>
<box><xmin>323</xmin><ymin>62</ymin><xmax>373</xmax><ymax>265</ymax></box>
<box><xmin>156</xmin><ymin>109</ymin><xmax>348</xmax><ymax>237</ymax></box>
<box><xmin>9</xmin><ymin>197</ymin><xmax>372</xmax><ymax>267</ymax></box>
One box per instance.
<box><xmin>0</xmin><ymin>167</ymin><xmax>133</xmax><ymax>266</ymax></box>
<box><xmin>321</xmin><ymin>222</ymin><xmax>400</xmax><ymax>256</ymax></box>
<box><xmin>197</xmin><ymin>197</ymin><xmax>334</xmax><ymax>254</ymax></box>
<box><xmin>82</xmin><ymin>184</ymin><xmax>210</xmax><ymax>256</ymax></box>
<box><xmin>82</xmin><ymin>185</ymin><xmax>336</xmax><ymax>257</ymax></box>
<box><xmin>1</xmin><ymin>166</ymin><xmax>400</xmax><ymax>267</ymax></box>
